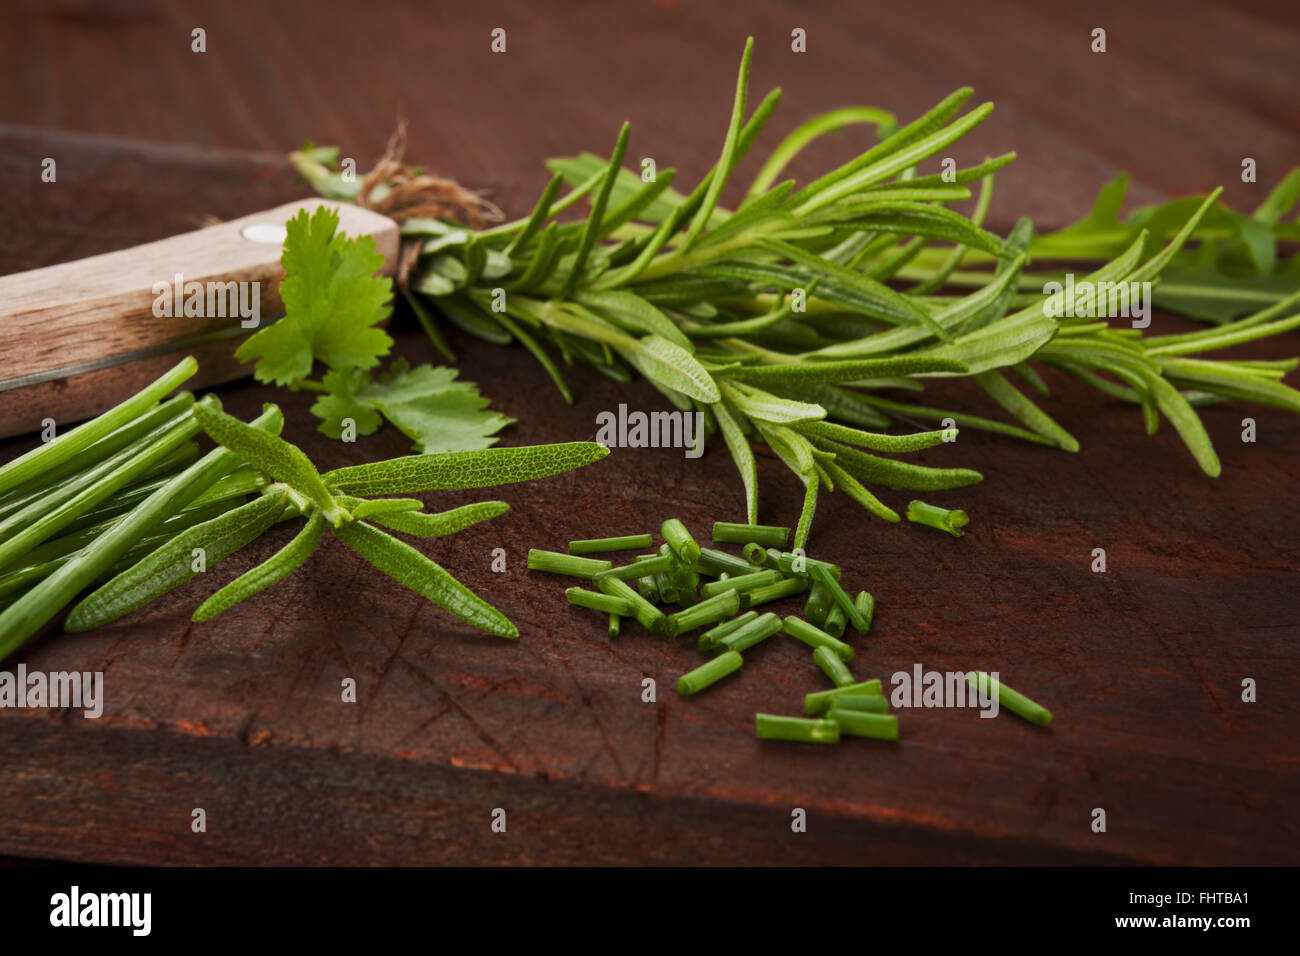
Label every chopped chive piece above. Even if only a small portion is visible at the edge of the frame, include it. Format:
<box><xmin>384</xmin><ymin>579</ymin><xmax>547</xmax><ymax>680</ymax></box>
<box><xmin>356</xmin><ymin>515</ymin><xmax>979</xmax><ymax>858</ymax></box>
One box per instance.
<box><xmin>755</xmin><ymin>713</ymin><xmax>840</xmax><ymax>744</ymax></box>
<box><xmin>609</xmin><ymin>613</ymin><xmax>621</xmax><ymax>638</ymax></box>
<box><xmin>695</xmin><ymin>547</ymin><xmax>754</xmax><ymax>578</ymax></box>
<box><xmin>741</xmin><ymin>575</ymin><xmax>809</xmax><ymax>607</ymax></box>
<box><xmin>636</xmin><ymin>574</ymin><xmax>661</xmax><ymax>603</ymax></box>
<box><xmin>719</xmin><ymin>611</ymin><xmax>782</xmax><ymax>652</ymax></box>
<box><xmin>661</xmin><ymin>518</ymin><xmax>702</xmax><ymax>565</ymax></box>
<box><xmin>598</xmin><ymin>575</ymin><xmax>667</xmax><ymax>632</ymax></box>
<box><xmin>852</xmin><ymin>591</ymin><xmax>874</xmax><ymax>634</ymax></box>
<box><xmin>699</xmin><ymin>568</ymin><xmax>782</xmax><ymax>598</ymax></box>
<box><xmin>967</xmin><ymin>671</ymin><xmax>1053</xmax><ymax>726</ymax></box>
<box><xmin>822</xmin><ymin>601</ymin><xmax>848</xmax><ymax>638</ymax></box>
<box><xmin>654</xmin><ymin>571</ymin><xmax>677</xmax><ymax>604</ymax></box>
<box><xmin>712</xmin><ymin>522</ymin><xmax>790</xmax><ymax>548</ymax></box>
<box><xmin>813</xmin><ymin>645</ymin><xmax>855</xmax><ymax>686</ymax></box>
<box><xmin>565</xmin><ymin>587</ymin><xmax>635</xmax><ymax>615</ymax></box>
<box><xmin>668</xmin><ymin>562</ymin><xmax>700</xmax><ymax>596</ymax></box>
<box><xmin>783</xmin><ymin>616</ymin><xmax>853</xmax><ymax>661</ymax></box>
<box><xmin>742</xmin><ymin>542</ymin><xmax>777</xmax><ymax>567</ymax></box>
<box><xmin>528</xmin><ymin>549</ymin><xmax>612</xmax><ymax>579</ymax></box>
<box><xmin>907</xmin><ymin>499</ymin><xmax>969</xmax><ymax>537</ymax></box>
<box><xmin>803</xmin><ymin>581</ymin><xmax>833</xmax><ymax>626</ymax></box>
<box><xmin>569</xmin><ymin>533</ymin><xmax>654</xmax><ymax>554</ymax></box>
<box><xmin>805</xmin><ymin>680</ymin><xmax>883</xmax><ymax>715</ymax></box>
<box><xmin>828</xmin><ymin>709</ymin><xmax>899</xmax><ymax>741</ymax></box>
<box><xmin>698</xmin><ymin>610</ymin><xmax>758</xmax><ymax>651</ymax></box>
<box><xmin>775</xmin><ymin>550</ymin><xmax>841</xmax><ymax>579</ymax></box>
<box><xmin>665</xmin><ymin>589</ymin><xmax>741</xmax><ymax>636</ymax></box>
<box><xmin>831</xmin><ymin>694</ymin><xmax>889</xmax><ymax>713</ymax></box>
<box><xmin>810</xmin><ymin>563</ymin><xmax>867</xmax><ymax>632</ymax></box>
<box><xmin>677</xmin><ymin>650</ymin><xmax>743</xmax><ymax>695</ymax></box>
<box><xmin>593</xmin><ymin>553</ymin><xmax>675</xmax><ymax>581</ymax></box>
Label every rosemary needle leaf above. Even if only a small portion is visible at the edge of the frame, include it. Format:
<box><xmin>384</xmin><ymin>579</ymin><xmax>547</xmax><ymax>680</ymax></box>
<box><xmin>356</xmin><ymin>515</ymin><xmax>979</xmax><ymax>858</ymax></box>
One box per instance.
<box><xmin>711</xmin><ymin>402</ymin><xmax>760</xmax><ymax>524</ymax></box>
<box><xmin>192</xmin><ymin>510</ymin><xmax>327</xmax><ymax>622</ymax></box>
<box><xmin>65</xmin><ymin>490</ymin><xmax>289</xmax><ymax>632</ymax></box>
<box><xmin>366</xmin><ymin>500</ymin><xmax>510</xmax><ymax>538</ymax></box>
<box><xmin>323</xmin><ymin>441</ymin><xmax>609</xmax><ymax>495</ymax></box>
<box><xmin>194</xmin><ymin>403</ymin><xmax>345</xmax><ymax>525</ymax></box>
<box><xmin>563</xmin><ymin>121</ymin><xmax>630</xmax><ymax>295</ymax></box>
<box><xmin>333</xmin><ymin>520</ymin><xmax>518</xmax><ymax>638</ymax></box>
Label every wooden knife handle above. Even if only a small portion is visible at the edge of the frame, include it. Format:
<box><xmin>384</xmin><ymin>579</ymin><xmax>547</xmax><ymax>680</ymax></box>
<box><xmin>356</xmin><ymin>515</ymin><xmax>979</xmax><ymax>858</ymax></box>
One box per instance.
<box><xmin>0</xmin><ymin>198</ymin><xmax>399</xmax><ymax>440</ymax></box>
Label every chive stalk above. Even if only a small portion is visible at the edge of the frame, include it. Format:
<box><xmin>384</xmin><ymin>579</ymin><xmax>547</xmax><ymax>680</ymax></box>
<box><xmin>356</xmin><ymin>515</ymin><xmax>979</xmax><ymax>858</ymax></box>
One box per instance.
<box><xmin>661</xmin><ymin>518</ymin><xmax>701</xmax><ymax>565</ymax></box>
<box><xmin>822</xmin><ymin>601</ymin><xmax>848</xmax><ymax>638</ymax></box>
<box><xmin>755</xmin><ymin>713</ymin><xmax>840</xmax><ymax>744</ymax></box>
<box><xmin>697</xmin><ymin>609</ymin><xmax>758</xmax><ymax>651</ymax></box>
<box><xmin>803</xmin><ymin>581</ymin><xmax>833</xmax><ymax>625</ymax></box>
<box><xmin>813</xmin><ymin>645</ymin><xmax>855</xmax><ymax>686</ymax></box>
<box><xmin>782</xmin><ymin>616</ymin><xmax>853</xmax><ymax>660</ymax></box>
<box><xmin>740</xmin><ymin>575</ymin><xmax>808</xmax><ymax>607</ymax></box>
<box><xmin>831</xmin><ymin>694</ymin><xmax>889</xmax><ymax>713</ymax></box>
<box><xmin>677</xmin><ymin>650</ymin><xmax>743</xmax><ymax>695</ymax></box>
<box><xmin>0</xmin><ymin>357</ymin><xmax>198</xmax><ymax>498</ymax></box>
<box><xmin>805</xmin><ymin>679</ymin><xmax>883</xmax><ymax>715</ymax></box>
<box><xmin>775</xmin><ymin>551</ymin><xmax>841</xmax><ymax>579</ymax></box>
<box><xmin>699</xmin><ymin>568</ymin><xmax>782</xmax><ymax>598</ymax></box>
<box><xmin>711</xmin><ymin>522</ymin><xmax>790</xmax><ymax>548</ymax></box>
<box><xmin>907</xmin><ymin>499</ymin><xmax>969</xmax><ymax>537</ymax></box>
<box><xmin>569</xmin><ymin>533</ymin><xmax>654</xmax><ymax>554</ymax></box>
<box><xmin>810</xmin><ymin>564</ymin><xmax>867</xmax><ymax>631</ymax></box>
<box><xmin>828</xmin><ymin>709</ymin><xmax>899</xmax><ymax>740</ymax></box>
<box><xmin>695</xmin><ymin>547</ymin><xmax>755</xmax><ymax>578</ymax></box>
<box><xmin>593</xmin><ymin>553</ymin><xmax>675</xmax><ymax>581</ymax></box>
<box><xmin>852</xmin><ymin>591</ymin><xmax>874</xmax><ymax>634</ymax></box>
<box><xmin>565</xmin><ymin>587</ymin><xmax>635</xmax><ymax>615</ymax></box>
<box><xmin>718</xmin><ymin>611</ymin><xmax>782</xmax><ymax>652</ymax></box>
<box><xmin>527</xmin><ymin>549</ymin><xmax>612</xmax><ymax>578</ymax></box>
<box><xmin>665</xmin><ymin>589</ymin><xmax>741</xmax><ymax>636</ymax></box>
<box><xmin>597</xmin><ymin>575</ymin><xmax>667</xmax><ymax>631</ymax></box>
<box><xmin>967</xmin><ymin>671</ymin><xmax>1053</xmax><ymax>726</ymax></box>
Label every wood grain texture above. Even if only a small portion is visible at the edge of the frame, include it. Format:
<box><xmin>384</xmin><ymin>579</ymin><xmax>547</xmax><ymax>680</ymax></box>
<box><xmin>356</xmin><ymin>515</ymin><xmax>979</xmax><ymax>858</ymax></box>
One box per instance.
<box><xmin>0</xmin><ymin>0</ymin><xmax>1297</xmax><ymax>866</ymax></box>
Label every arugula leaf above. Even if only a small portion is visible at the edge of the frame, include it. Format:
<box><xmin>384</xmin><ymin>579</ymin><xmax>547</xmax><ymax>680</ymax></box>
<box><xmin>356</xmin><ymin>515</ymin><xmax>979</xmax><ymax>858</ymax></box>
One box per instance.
<box><xmin>312</xmin><ymin>359</ymin><xmax>514</xmax><ymax>452</ymax></box>
<box><xmin>236</xmin><ymin>205</ymin><xmax>394</xmax><ymax>385</ymax></box>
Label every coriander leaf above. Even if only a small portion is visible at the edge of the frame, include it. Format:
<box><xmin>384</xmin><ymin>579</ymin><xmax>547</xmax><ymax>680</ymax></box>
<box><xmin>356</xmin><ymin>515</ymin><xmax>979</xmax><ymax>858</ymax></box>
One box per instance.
<box><xmin>236</xmin><ymin>205</ymin><xmax>394</xmax><ymax>385</ymax></box>
<box><xmin>311</xmin><ymin>359</ymin><xmax>514</xmax><ymax>452</ymax></box>
<box><xmin>311</xmin><ymin>367</ymin><xmax>385</xmax><ymax>438</ymax></box>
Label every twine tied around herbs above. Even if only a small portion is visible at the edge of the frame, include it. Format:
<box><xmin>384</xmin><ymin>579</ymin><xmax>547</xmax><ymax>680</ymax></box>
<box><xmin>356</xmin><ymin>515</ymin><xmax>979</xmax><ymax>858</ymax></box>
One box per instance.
<box><xmin>288</xmin><ymin>121</ymin><xmax>504</xmax><ymax>291</ymax></box>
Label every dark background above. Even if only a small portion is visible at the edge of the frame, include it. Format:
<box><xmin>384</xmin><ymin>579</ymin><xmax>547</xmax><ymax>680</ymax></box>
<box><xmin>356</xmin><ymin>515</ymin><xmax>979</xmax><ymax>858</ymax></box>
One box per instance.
<box><xmin>1</xmin><ymin>0</ymin><xmax>1297</xmax><ymax>865</ymax></box>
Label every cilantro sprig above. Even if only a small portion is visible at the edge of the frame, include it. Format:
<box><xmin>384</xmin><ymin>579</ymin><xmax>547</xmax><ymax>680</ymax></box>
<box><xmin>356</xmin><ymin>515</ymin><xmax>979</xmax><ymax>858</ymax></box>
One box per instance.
<box><xmin>236</xmin><ymin>206</ymin><xmax>511</xmax><ymax>453</ymax></box>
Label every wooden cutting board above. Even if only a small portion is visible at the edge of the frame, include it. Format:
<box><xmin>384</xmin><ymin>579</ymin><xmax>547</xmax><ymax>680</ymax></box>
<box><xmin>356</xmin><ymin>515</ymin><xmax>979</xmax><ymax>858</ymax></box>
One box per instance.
<box><xmin>1</xmin><ymin>0</ymin><xmax>1297</xmax><ymax>866</ymax></box>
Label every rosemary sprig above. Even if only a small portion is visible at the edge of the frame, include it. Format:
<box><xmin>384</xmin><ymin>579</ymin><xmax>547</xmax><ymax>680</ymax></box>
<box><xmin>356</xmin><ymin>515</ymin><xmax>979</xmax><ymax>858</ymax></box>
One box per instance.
<box><xmin>299</xmin><ymin>38</ymin><xmax>1300</xmax><ymax>538</ymax></box>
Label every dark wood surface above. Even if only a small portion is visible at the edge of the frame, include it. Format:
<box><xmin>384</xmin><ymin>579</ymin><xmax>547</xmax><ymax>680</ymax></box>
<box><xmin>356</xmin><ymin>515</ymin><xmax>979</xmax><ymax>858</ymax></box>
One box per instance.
<box><xmin>1</xmin><ymin>0</ymin><xmax>1298</xmax><ymax>865</ymax></box>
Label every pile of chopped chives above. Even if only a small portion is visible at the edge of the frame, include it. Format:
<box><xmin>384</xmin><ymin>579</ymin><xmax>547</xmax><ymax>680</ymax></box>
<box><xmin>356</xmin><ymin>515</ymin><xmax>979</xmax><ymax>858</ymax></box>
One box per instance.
<box><xmin>530</xmin><ymin>517</ymin><xmax>1051</xmax><ymax>746</ymax></box>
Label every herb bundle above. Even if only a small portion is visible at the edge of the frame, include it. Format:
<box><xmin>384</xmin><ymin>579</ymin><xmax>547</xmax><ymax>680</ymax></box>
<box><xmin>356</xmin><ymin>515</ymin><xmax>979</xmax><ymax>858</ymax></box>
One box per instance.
<box><xmin>298</xmin><ymin>38</ymin><xmax>1300</xmax><ymax>542</ymax></box>
<box><xmin>0</xmin><ymin>359</ymin><xmax>609</xmax><ymax>663</ymax></box>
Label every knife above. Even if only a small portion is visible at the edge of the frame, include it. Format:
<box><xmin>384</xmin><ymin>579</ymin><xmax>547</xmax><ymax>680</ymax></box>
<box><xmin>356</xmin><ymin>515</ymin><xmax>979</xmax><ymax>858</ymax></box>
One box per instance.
<box><xmin>0</xmin><ymin>198</ymin><xmax>399</xmax><ymax>439</ymax></box>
